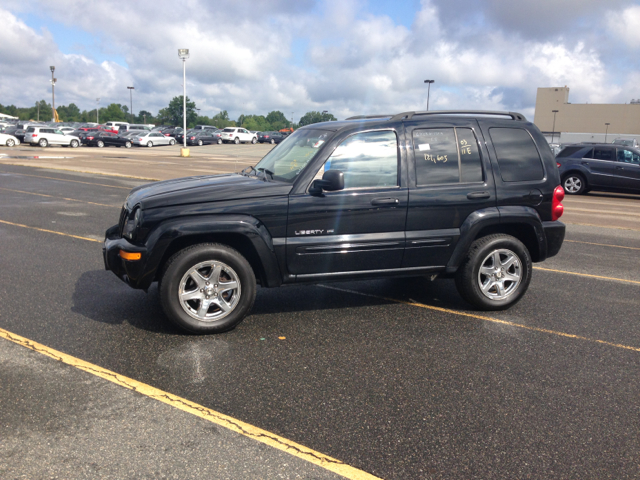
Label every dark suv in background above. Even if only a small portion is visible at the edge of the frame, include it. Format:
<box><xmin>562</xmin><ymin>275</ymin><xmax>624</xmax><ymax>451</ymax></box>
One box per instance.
<box><xmin>104</xmin><ymin>110</ymin><xmax>565</xmax><ymax>334</ymax></box>
<box><xmin>557</xmin><ymin>143</ymin><xmax>640</xmax><ymax>194</ymax></box>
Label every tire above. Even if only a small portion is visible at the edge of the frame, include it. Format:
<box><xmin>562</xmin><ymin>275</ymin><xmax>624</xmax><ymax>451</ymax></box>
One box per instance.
<box><xmin>217</xmin><ymin>139</ymin><xmax>222</xmax><ymax>144</ymax></box>
<box><xmin>169</xmin><ymin>139</ymin><xmax>176</xmax><ymax>146</ymax></box>
<box><xmin>159</xmin><ymin>243</ymin><xmax>256</xmax><ymax>334</ymax></box>
<box><xmin>562</xmin><ymin>173</ymin><xmax>587</xmax><ymax>195</ymax></box>
<box><xmin>270</xmin><ymin>139</ymin><xmax>275</xmax><ymax>144</ymax></box>
<box><xmin>234</xmin><ymin>137</ymin><xmax>240</xmax><ymax>145</ymax></box>
<box><xmin>70</xmin><ymin>139</ymin><xmax>79</xmax><ymax>148</ymax></box>
<box><xmin>97</xmin><ymin>140</ymin><xmax>104</xmax><ymax>148</ymax></box>
<box><xmin>251</xmin><ymin>137</ymin><xmax>257</xmax><ymax>144</ymax></box>
<box><xmin>454</xmin><ymin>234</ymin><xmax>532</xmax><ymax>311</ymax></box>
<box><xmin>124</xmin><ymin>141</ymin><xmax>132</xmax><ymax>148</ymax></box>
<box><xmin>6</xmin><ymin>139</ymin><xmax>14</xmax><ymax>147</ymax></box>
<box><xmin>197</xmin><ymin>139</ymin><xmax>203</xmax><ymax>146</ymax></box>
<box><xmin>39</xmin><ymin>138</ymin><xmax>49</xmax><ymax>147</ymax></box>
<box><xmin>147</xmin><ymin>141</ymin><xmax>153</xmax><ymax>147</ymax></box>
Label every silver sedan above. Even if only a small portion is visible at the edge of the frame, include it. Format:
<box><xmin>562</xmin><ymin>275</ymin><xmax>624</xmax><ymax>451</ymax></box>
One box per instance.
<box><xmin>131</xmin><ymin>131</ymin><xmax>177</xmax><ymax>147</ymax></box>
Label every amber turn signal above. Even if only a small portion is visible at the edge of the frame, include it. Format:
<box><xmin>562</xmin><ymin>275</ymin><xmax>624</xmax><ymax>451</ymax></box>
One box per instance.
<box><xmin>119</xmin><ymin>250</ymin><xmax>142</xmax><ymax>261</ymax></box>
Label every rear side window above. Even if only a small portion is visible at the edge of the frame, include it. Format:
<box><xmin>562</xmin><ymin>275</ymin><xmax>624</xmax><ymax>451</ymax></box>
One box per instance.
<box><xmin>26</xmin><ymin>127</ymin><xmax>35</xmax><ymax>132</ymax></box>
<box><xmin>593</xmin><ymin>147</ymin><xmax>614</xmax><ymax>161</ymax></box>
<box><xmin>557</xmin><ymin>146</ymin><xmax>586</xmax><ymax>157</ymax></box>
<box><xmin>412</xmin><ymin>127</ymin><xmax>484</xmax><ymax>186</ymax></box>
<box><xmin>489</xmin><ymin>128</ymin><xmax>544</xmax><ymax>182</ymax></box>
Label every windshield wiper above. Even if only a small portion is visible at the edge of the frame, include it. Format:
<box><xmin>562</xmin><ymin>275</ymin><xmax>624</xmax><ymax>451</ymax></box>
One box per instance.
<box><xmin>257</xmin><ymin>168</ymin><xmax>274</xmax><ymax>181</ymax></box>
<box><xmin>240</xmin><ymin>165</ymin><xmax>258</xmax><ymax>177</ymax></box>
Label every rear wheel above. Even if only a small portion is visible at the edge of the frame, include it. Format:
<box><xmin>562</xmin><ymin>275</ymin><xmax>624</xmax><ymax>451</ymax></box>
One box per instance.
<box><xmin>97</xmin><ymin>140</ymin><xmax>104</xmax><ymax>148</ymax></box>
<box><xmin>70</xmin><ymin>139</ymin><xmax>79</xmax><ymax>148</ymax></box>
<box><xmin>169</xmin><ymin>139</ymin><xmax>176</xmax><ymax>146</ymax></box>
<box><xmin>251</xmin><ymin>137</ymin><xmax>257</xmax><ymax>144</ymax></box>
<box><xmin>234</xmin><ymin>137</ymin><xmax>240</xmax><ymax>145</ymax></box>
<box><xmin>39</xmin><ymin>138</ymin><xmax>48</xmax><ymax>147</ymax></box>
<box><xmin>147</xmin><ymin>141</ymin><xmax>153</xmax><ymax>147</ymax></box>
<box><xmin>455</xmin><ymin>234</ymin><xmax>532</xmax><ymax>311</ymax></box>
<box><xmin>270</xmin><ymin>139</ymin><xmax>275</xmax><ymax>144</ymax></box>
<box><xmin>197</xmin><ymin>139</ymin><xmax>203</xmax><ymax>146</ymax></box>
<box><xmin>563</xmin><ymin>173</ymin><xmax>587</xmax><ymax>195</ymax></box>
<box><xmin>217</xmin><ymin>138</ymin><xmax>222</xmax><ymax>144</ymax></box>
<box><xmin>124</xmin><ymin>141</ymin><xmax>132</xmax><ymax>148</ymax></box>
<box><xmin>159</xmin><ymin>243</ymin><xmax>256</xmax><ymax>334</ymax></box>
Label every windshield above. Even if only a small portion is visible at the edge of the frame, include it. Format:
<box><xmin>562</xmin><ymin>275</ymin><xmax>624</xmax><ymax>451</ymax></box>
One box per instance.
<box><xmin>254</xmin><ymin>128</ymin><xmax>331</xmax><ymax>183</ymax></box>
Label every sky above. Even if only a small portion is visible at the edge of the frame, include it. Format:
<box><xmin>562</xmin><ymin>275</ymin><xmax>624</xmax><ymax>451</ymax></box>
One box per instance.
<box><xmin>1</xmin><ymin>0</ymin><xmax>640</xmax><ymax>123</ymax></box>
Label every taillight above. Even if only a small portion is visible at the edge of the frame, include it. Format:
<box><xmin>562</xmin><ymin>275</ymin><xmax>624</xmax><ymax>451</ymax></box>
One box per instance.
<box><xmin>556</xmin><ymin>162</ymin><xmax>561</xmax><ymax>168</ymax></box>
<box><xmin>190</xmin><ymin>136</ymin><xmax>195</xmax><ymax>140</ymax></box>
<box><xmin>87</xmin><ymin>136</ymin><xmax>94</xmax><ymax>140</ymax></box>
<box><xmin>552</xmin><ymin>185</ymin><xmax>564</xmax><ymax>221</ymax></box>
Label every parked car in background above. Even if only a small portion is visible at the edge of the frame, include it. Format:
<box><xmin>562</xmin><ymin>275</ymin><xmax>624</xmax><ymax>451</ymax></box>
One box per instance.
<box><xmin>557</xmin><ymin>143</ymin><xmax>640</xmax><ymax>194</ymax></box>
<box><xmin>160</xmin><ymin>127</ymin><xmax>183</xmax><ymax>137</ymax></box>
<box><xmin>24</xmin><ymin>126</ymin><xmax>80</xmax><ymax>147</ymax></box>
<box><xmin>258</xmin><ymin>131</ymin><xmax>286</xmax><ymax>144</ymax></box>
<box><xmin>194</xmin><ymin>125</ymin><xmax>216</xmax><ymax>130</ymax></box>
<box><xmin>220</xmin><ymin>127</ymin><xmax>257</xmax><ymax>144</ymax></box>
<box><xmin>186</xmin><ymin>130</ymin><xmax>221</xmax><ymax>146</ymax></box>
<box><xmin>104</xmin><ymin>121</ymin><xmax>130</xmax><ymax>132</ymax></box>
<box><xmin>1</xmin><ymin>127</ymin><xmax>26</xmax><ymax>143</ymax></box>
<box><xmin>131</xmin><ymin>131</ymin><xmax>177</xmax><ymax>147</ymax></box>
<box><xmin>0</xmin><ymin>132</ymin><xmax>20</xmax><ymax>146</ymax></box>
<box><xmin>84</xmin><ymin>132</ymin><xmax>133</xmax><ymax>148</ymax></box>
<box><xmin>612</xmin><ymin>138</ymin><xmax>639</xmax><ymax>148</ymax></box>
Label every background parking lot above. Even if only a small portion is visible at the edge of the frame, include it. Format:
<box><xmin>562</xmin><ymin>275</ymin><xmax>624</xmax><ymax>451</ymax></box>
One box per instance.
<box><xmin>1</xmin><ymin>146</ymin><xmax>640</xmax><ymax>479</ymax></box>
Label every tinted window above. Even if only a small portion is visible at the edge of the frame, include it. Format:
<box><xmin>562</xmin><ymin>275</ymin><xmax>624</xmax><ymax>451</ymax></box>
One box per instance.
<box><xmin>557</xmin><ymin>146</ymin><xmax>586</xmax><ymax>157</ymax></box>
<box><xmin>26</xmin><ymin>127</ymin><xmax>35</xmax><ymax>132</ymax></box>
<box><xmin>593</xmin><ymin>147</ymin><xmax>614</xmax><ymax>161</ymax></box>
<box><xmin>617</xmin><ymin>149</ymin><xmax>640</xmax><ymax>164</ymax></box>
<box><xmin>413</xmin><ymin>127</ymin><xmax>483</xmax><ymax>185</ymax></box>
<box><xmin>223</xmin><ymin>128</ymin><xmax>235</xmax><ymax>132</ymax></box>
<box><xmin>490</xmin><ymin>128</ymin><xmax>544</xmax><ymax>182</ymax></box>
<box><xmin>324</xmin><ymin>130</ymin><xmax>398</xmax><ymax>189</ymax></box>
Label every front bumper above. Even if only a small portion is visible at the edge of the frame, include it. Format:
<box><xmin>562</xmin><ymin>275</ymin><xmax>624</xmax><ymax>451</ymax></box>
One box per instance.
<box><xmin>103</xmin><ymin>224</ymin><xmax>150</xmax><ymax>289</ymax></box>
<box><xmin>542</xmin><ymin>220</ymin><xmax>565</xmax><ymax>259</ymax></box>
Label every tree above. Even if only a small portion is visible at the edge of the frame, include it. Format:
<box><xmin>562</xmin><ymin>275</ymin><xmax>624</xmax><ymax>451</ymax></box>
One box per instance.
<box><xmin>265</xmin><ymin>110</ymin><xmax>290</xmax><ymax>130</ymax></box>
<box><xmin>298</xmin><ymin>111</ymin><xmax>337</xmax><ymax>127</ymax></box>
<box><xmin>136</xmin><ymin>110</ymin><xmax>154</xmax><ymax>124</ymax></box>
<box><xmin>159</xmin><ymin>96</ymin><xmax>197</xmax><ymax>127</ymax></box>
<box><xmin>102</xmin><ymin>103</ymin><xmax>128</xmax><ymax>122</ymax></box>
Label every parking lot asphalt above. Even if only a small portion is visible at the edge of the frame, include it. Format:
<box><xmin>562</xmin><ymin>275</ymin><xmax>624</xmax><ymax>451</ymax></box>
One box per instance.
<box><xmin>1</xmin><ymin>160</ymin><xmax>640</xmax><ymax>479</ymax></box>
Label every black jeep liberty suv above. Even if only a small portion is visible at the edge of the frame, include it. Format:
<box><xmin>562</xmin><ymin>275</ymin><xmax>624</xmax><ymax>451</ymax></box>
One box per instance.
<box><xmin>104</xmin><ymin>111</ymin><xmax>566</xmax><ymax>334</ymax></box>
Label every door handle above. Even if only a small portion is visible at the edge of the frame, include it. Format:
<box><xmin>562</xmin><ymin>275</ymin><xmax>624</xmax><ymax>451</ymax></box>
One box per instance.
<box><xmin>616</xmin><ymin>166</ymin><xmax>624</xmax><ymax>170</ymax></box>
<box><xmin>371</xmin><ymin>198</ymin><xmax>399</xmax><ymax>206</ymax></box>
<box><xmin>581</xmin><ymin>161</ymin><xmax>589</xmax><ymax>166</ymax></box>
<box><xmin>467</xmin><ymin>191</ymin><xmax>490</xmax><ymax>200</ymax></box>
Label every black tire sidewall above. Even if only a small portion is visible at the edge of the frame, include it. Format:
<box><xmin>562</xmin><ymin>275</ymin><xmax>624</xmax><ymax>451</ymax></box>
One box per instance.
<box><xmin>455</xmin><ymin>234</ymin><xmax>532</xmax><ymax>310</ymax></box>
<box><xmin>160</xmin><ymin>244</ymin><xmax>256</xmax><ymax>334</ymax></box>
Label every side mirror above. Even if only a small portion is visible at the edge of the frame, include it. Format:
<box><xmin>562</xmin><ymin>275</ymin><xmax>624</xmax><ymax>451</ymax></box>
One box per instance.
<box><xmin>310</xmin><ymin>169</ymin><xmax>344</xmax><ymax>194</ymax></box>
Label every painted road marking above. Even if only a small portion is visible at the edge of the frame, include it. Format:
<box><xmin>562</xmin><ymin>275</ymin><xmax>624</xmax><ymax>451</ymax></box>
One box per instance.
<box><xmin>0</xmin><ymin>219</ymin><xmax>102</xmax><ymax>243</ymax></box>
<box><xmin>0</xmin><ymin>170</ymin><xmax>140</xmax><ymax>188</ymax></box>
<box><xmin>0</xmin><ymin>187</ymin><xmax>119</xmax><ymax>207</ymax></box>
<box><xmin>533</xmin><ymin>266</ymin><xmax>640</xmax><ymax>285</ymax></box>
<box><xmin>0</xmin><ymin>328</ymin><xmax>381</xmax><ymax>480</ymax></box>
<box><xmin>318</xmin><ymin>285</ymin><xmax>640</xmax><ymax>353</ymax></box>
<box><xmin>567</xmin><ymin>209</ymin><xmax>640</xmax><ymax>219</ymax></box>
<box><xmin>564</xmin><ymin>222</ymin><xmax>640</xmax><ymax>232</ymax></box>
<box><xmin>565</xmin><ymin>239</ymin><xmax>640</xmax><ymax>251</ymax></box>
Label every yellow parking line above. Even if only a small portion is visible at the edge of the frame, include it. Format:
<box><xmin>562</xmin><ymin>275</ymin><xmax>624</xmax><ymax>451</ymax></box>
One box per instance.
<box><xmin>565</xmin><ymin>239</ymin><xmax>640</xmax><ymax>251</ymax></box>
<box><xmin>0</xmin><ymin>327</ymin><xmax>381</xmax><ymax>480</ymax></box>
<box><xmin>318</xmin><ymin>285</ymin><xmax>640</xmax><ymax>353</ymax></box>
<box><xmin>533</xmin><ymin>266</ymin><xmax>640</xmax><ymax>285</ymax></box>
<box><xmin>0</xmin><ymin>219</ymin><xmax>101</xmax><ymax>243</ymax></box>
<box><xmin>0</xmin><ymin>171</ymin><xmax>132</xmax><ymax>189</ymax></box>
<box><xmin>0</xmin><ymin>187</ymin><xmax>119</xmax><ymax>207</ymax></box>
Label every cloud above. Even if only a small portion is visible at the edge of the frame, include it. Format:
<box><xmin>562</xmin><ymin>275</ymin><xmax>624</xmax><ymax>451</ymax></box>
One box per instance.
<box><xmin>1</xmin><ymin>0</ymin><xmax>639</xmax><ymax>122</ymax></box>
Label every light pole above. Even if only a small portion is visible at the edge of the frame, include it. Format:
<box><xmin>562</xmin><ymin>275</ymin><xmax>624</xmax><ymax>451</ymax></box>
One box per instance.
<box><xmin>127</xmin><ymin>86</ymin><xmax>134</xmax><ymax>123</ymax></box>
<box><xmin>96</xmin><ymin>98</ymin><xmax>100</xmax><ymax>124</ymax></box>
<box><xmin>36</xmin><ymin>101</ymin><xmax>39</xmax><ymax>122</ymax></box>
<box><xmin>424</xmin><ymin>79</ymin><xmax>434</xmax><ymax>111</ymax></box>
<box><xmin>178</xmin><ymin>49</ymin><xmax>190</xmax><ymax>154</ymax></box>
<box><xmin>291</xmin><ymin>112</ymin><xmax>294</xmax><ymax>129</ymax></box>
<box><xmin>605</xmin><ymin>122</ymin><xmax>611</xmax><ymax>143</ymax></box>
<box><xmin>50</xmin><ymin>66</ymin><xmax>56</xmax><ymax>122</ymax></box>
<box><xmin>551</xmin><ymin>109</ymin><xmax>559</xmax><ymax>143</ymax></box>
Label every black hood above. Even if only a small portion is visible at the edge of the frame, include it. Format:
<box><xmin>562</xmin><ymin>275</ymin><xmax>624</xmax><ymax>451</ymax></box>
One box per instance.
<box><xmin>126</xmin><ymin>173</ymin><xmax>292</xmax><ymax>210</ymax></box>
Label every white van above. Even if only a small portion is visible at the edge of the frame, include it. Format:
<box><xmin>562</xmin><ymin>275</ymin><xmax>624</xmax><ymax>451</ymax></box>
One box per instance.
<box><xmin>104</xmin><ymin>121</ymin><xmax>129</xmax><ymax>131</ymax></box>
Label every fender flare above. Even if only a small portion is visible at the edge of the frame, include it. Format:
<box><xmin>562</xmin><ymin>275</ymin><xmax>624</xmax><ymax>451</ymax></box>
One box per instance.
<box><xmin>139</xmin><ymin>214</ymin><xmax>282</xmax><ymax>289</ymax></box>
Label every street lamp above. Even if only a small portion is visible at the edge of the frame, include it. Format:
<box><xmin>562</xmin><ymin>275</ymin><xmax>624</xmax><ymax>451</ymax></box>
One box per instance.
<box><xmin>291</xmin><ymin>111</ymin><xmax>294</xmax><ymax>129</ymax></box>
<box><xmin>424</xmin><ymin>79</ymin><xmax>434</xmax><ymax>111</ymax></box>
<box><xmin>96</xmin><ymin>98</ymin><xmax>100</xmax><ymax>124</ymax></box>
<box><xmin>178</xmin><ymin>49</ymin><xmax>190</xmax><ymax>154</ymax></box>
<box><xmin>50</xmin><ymin>66</ymin><xmax>56</xmax><ymax>122</ymax></box>
<box><xmin>605</xmin><ymin>122</ymin><xmax>611</xmax><ymax>143</ymax></box>
<box><xmin>551</xmin><ymin>109</ymin><xmax>559</xmax><ymax>143</ymax></box>
<box><xmin>127</xmin><ymin>86</ymin><xmax>134</xmax><ymax>123</ymax></box>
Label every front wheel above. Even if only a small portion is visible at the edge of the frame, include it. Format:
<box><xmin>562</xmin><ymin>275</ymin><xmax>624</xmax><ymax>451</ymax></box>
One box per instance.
<box><xmin>39</xmin><ymin>138</ymin><xmax>49</xmax><ymax>147</ymax></box>
<box><xmin>563</xmin><ymin>173</ymin><xmax>587</xmax><ymax>195</ymax></box>
<box><xmin>159</xmin><ymin>243</ymin><xmax>256</xmax><ymax>334</ymax></box>
<box><xmin>147</xmin><ymin>141</ymin><xmax>153</xmax><ymax>147</ymax></box>
<box><xmin>455</xmin><ymin>234</ymin><xmax>532</xmax><ymax>311</ymax></box>
<box><xmin>97</xmin><ymin>140</ymin><xmax>104</xmax><ymax>148</ymax></box>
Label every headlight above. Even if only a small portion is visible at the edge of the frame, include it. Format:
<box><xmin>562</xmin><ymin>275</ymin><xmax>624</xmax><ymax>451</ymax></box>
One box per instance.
<box><xmin>122</xmin><ymin>207</ymin><xmax>142</xmax><ymax>241</ymax></box>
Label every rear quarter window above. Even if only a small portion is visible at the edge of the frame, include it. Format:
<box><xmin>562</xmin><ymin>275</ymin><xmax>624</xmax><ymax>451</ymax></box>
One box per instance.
<box><xmin>489</xmin><ymin>128</ymin><xmax>545</xmax><ymax>182</ymax></box>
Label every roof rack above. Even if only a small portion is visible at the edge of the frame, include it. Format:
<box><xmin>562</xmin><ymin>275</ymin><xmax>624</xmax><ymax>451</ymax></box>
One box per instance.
<box><xmin>345</xmin><ymin>114</ymin><xmax>393</xmax><ymax>120</ymax></box>
<box><xmin>389</xmin><ymin>110</ymin><xmax>527</xmax><ymax>122</ymax></box>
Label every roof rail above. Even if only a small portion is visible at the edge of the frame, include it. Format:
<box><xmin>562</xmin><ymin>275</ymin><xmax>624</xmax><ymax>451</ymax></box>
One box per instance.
<box><xmin>389</xmin><ymin>110</ymin><xmax>527</xmax><ymax>122</ymax></box>
<box><xmin>345</xmin><ymin>114</ymin><xmax>393</xmax><ymax>120</ymax></box>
